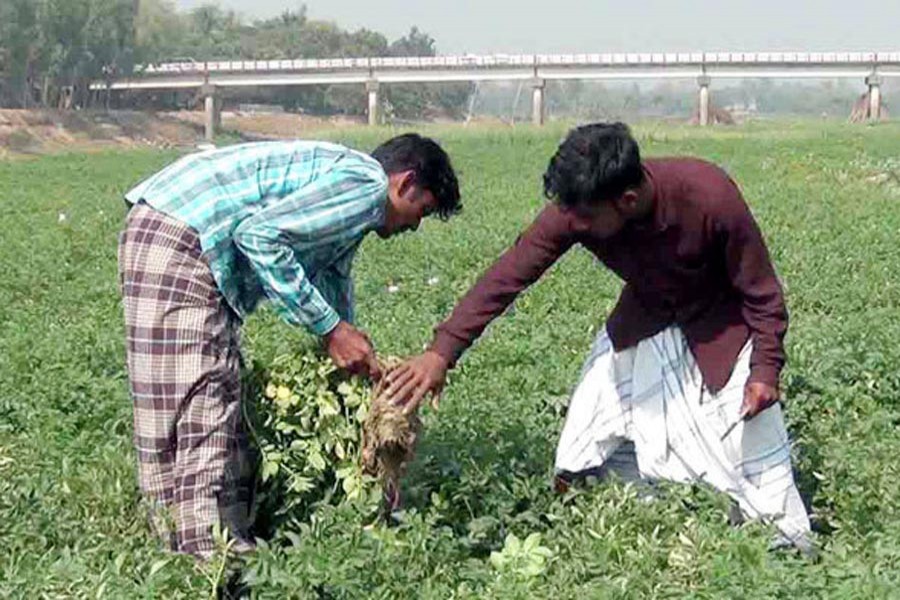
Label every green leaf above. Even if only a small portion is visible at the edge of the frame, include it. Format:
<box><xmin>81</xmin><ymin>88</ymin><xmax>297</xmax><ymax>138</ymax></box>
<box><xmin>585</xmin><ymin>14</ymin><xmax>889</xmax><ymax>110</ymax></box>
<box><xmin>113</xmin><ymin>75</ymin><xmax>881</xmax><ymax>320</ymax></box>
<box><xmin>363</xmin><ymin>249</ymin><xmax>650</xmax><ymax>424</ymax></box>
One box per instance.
<box><xmin>523</xmin><ymin>532</ymin><xmax>541</xmax><ymax>551</ymax></box>
<box><xmin>342</xmin><ymin>473</ymin><xmax>360</xmax><ymax>496</ymax></box>
<box><xmin>261</xmin><ymin>459</ymin><xmax>279</xmax><ymax>482</ymax></box>
<box><xmin>318</xmin><ymin>394</ymin><xmax>341</xmax><ymax>417</ymax></box>
<box><xmin>522</xmin><ymin>559</ymin><xmax>545</xmax><ymax>578</ymax></box>
<box><xmin>113</xmin><ymin>553</ymin><xmax>126</xmax><ymax>575</ymax></box>
<box><xmin>308</xmin><ymin>448</ymin><xmax>326</xmax><ymax>471</ymax></box>
<box><xmin>148</xmin><ymin>558</ymin><xmax>169</xmax><ymax>579</ymax></box>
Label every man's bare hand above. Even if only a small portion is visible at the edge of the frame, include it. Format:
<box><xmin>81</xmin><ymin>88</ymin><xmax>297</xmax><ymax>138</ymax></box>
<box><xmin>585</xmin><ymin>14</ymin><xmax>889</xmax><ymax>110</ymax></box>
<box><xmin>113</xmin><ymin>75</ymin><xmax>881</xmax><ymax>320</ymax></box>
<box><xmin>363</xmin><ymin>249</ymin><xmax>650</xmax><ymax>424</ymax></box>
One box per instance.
<box><xmin>384</xmin><ymin>351</ymin><xmax>449</xmax><ymax>413</ymax></box>
<box><xmin>741</xmin><ymin>381</ymin><xmax>780</xmax><ymax>419</ymax></box>
<box><xmin>323</xmin><ymin>321</ymin><xmax>382</xmax><ymax>381</ymax></box>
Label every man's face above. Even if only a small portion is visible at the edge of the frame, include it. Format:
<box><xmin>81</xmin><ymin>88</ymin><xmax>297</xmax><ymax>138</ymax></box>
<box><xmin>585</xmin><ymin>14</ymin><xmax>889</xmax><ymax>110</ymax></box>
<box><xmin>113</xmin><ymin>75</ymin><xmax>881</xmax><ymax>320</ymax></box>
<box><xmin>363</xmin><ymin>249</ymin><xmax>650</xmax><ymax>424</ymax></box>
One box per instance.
<box><xmin>378</xmin><ymin>171</ymin><xmax>438</xmax><ymax>238</ymax></box>
<box><xmin>565</xmin><ymin>189</ymin><xmax>641</xmax><ymax>239</ymax></box>
<box><xmin>566</xmin><ymin>199</ymin><xmax>627</xmax><ymax>239</ymax></box>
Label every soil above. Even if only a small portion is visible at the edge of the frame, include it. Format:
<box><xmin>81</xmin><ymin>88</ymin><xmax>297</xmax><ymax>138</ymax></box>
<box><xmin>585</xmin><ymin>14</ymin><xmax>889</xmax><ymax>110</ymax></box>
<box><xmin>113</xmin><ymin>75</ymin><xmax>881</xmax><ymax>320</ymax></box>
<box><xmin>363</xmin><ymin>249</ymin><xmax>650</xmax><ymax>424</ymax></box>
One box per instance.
<box><xmin>0</xmin><ymin>109</ymin><xmax>366</xmax><ymax>157</ymax></box>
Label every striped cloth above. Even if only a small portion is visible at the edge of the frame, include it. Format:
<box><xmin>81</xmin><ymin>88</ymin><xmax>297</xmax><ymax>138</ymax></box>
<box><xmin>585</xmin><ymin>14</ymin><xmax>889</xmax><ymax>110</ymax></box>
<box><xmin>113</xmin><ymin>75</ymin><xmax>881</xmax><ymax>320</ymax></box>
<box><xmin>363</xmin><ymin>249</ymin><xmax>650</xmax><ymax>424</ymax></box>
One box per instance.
<box><xmin>555</xmin><ymin>326</ymin><xmax>812</xmax><ymax>552</ymax></box>
<box><xmin>124</xmin><ymin>141</ymin><xmax>388</xmax><ymax>336</ymax></box>
<box><xmin>118</xmin><ymin>203</ymin><xmax>255</xmax><ymax>558</ymax></box>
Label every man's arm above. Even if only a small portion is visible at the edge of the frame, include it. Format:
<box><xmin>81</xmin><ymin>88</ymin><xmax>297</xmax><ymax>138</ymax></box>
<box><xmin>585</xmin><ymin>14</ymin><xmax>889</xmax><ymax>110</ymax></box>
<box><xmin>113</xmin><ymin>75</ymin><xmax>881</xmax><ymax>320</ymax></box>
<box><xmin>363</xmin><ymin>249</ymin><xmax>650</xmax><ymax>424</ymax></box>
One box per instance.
<box><xmin>387</xmin><ymin>203</ymin><xmax>576</xmax><ymax>407</ymax></box>
<box><xmin>717</xmin><ymin>179</ymin><xmax>788</xmax><ymax>416</ymax></box>
<box><xmin>233</xmin><ymin>163</ymin><xmax>386</xmax><ymax>378</ymax></box>
<box><xmin>312</xmin><ymin>252</ymin><xmax>356</xmax><ymax>324</ymax></box>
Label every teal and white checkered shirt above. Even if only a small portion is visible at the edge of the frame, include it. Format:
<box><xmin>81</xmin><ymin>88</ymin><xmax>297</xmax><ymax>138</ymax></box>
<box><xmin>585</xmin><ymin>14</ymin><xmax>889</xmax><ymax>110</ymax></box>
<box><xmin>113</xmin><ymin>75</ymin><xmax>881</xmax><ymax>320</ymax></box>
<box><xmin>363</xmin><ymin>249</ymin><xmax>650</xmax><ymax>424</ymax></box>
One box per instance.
<box><xmin>125</xmin><ymin>141</ymin><xmax>388</xmax><ymax>336</ymax></box>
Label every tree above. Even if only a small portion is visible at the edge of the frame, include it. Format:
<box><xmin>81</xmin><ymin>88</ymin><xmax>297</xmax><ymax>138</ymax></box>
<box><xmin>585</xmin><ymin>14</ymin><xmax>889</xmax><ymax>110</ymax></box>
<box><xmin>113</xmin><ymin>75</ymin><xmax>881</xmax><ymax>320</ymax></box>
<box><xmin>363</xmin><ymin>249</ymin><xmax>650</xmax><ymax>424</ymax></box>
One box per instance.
<box><xmin>180</xmin><ymin>4</ymin><xmax>243</xmax><ymax>60</ymax></box>
<box><xmin>383</xmin><ymin>27</ymin><xmax>470</xmax><ymax>120</ymax></box>
<box><xmin>0</xmin><ymin>2</ymin><xmax>468</xmax><ymax>118</ymax></box>
<box><xmin>0</xmin><ymin>0</ymin><xmax>42</xmax><ymax>106</ymax></box>
<box><xmin>33</xmin><ymin>0</ymin><xmax>137</xmax><ymax>107</ymax></box>
<box><xmin>133</xmin><ymin>0</ymin><xmax>188</xmax><ymax>65</ymax></box>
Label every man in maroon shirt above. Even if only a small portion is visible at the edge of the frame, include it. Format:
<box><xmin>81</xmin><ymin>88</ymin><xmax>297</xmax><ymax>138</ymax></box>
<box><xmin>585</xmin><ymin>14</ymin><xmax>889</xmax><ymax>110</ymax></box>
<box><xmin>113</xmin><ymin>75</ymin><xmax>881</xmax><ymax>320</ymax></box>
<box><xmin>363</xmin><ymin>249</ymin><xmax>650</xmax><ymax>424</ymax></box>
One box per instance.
<box><xmin>386</xmin><ymin>122</ymin><xmax>811</xmax><ymax>551</ymax></box>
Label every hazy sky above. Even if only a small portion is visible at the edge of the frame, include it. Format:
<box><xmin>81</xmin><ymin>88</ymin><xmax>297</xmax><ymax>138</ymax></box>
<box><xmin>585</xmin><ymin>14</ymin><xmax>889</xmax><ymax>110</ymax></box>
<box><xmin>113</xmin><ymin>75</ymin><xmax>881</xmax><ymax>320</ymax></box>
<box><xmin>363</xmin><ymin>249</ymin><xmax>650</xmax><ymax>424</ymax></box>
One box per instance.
<box><xmin>174</xmin><ymin>0</ymin><xmax>900</xmax><ymax>55</ymax></box>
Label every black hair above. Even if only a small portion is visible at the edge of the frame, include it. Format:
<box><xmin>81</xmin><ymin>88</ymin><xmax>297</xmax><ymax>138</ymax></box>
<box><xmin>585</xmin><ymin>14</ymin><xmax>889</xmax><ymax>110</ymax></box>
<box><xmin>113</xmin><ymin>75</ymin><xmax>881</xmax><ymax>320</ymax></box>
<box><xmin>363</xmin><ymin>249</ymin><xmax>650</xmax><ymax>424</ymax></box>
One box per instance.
<box><xmin>371</xmin><ymin>133</ymin><xmax>461</xmax><ymax>219</ymax></box>
<box><xmin>543</xmin><ymin>122</ymin><xmax>644</xmax><ymax>208</ymax></box>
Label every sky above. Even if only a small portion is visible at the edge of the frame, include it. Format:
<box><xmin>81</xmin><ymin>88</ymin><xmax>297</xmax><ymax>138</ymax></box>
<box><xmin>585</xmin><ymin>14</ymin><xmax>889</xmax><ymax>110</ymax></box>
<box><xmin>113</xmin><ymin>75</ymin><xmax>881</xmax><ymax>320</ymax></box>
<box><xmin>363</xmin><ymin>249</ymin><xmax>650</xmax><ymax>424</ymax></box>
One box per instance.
<box><xmin>174</xmin><ymin>0</ymin><xmax>900</xmax><ymax>55</ymax></box>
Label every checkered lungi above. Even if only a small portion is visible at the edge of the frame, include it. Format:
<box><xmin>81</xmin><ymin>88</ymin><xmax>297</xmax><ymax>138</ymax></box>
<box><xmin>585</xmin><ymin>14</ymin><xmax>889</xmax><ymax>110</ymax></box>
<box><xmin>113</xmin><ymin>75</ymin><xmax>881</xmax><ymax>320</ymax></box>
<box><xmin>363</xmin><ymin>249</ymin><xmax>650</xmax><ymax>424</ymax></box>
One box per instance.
<box><xmin>555</xmin><ymin>326</ymin><xmax>812</xmax><ymax>553</ymax></box>
<box><xmin>118</xmin><ymin>202</ymin><xmax>255</xmax><ymax>558</ymax></box>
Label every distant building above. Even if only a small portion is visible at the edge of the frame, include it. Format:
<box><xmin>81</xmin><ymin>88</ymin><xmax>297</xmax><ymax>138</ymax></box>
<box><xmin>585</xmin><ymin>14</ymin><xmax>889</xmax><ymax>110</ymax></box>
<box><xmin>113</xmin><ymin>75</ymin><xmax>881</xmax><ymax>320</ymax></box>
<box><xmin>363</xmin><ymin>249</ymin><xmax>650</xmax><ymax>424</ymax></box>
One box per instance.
<box><xmin>723</xmin><ymin>99</ymin><xmax>759</xmax><ymax>120</ymax></box>
<box><xmin>237</xmin><ymin>103</ymin><xmax>286</xmax><ymax>115</ymax></box>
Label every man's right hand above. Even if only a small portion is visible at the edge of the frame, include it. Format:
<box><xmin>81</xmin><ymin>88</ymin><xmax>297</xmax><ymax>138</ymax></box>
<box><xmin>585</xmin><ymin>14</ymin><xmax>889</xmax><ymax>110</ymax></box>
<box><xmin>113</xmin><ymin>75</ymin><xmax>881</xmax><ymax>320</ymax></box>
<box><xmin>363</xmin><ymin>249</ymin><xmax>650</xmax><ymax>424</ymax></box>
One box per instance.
<box><xmin>384</xmin><ymin>351</ymin><xmax>449</xmax><ymax>413</ymax></box>
<box><xmin>323</xmin><ymin>321</ymin><xmax>382</xmax><ymax>381</ymax></box>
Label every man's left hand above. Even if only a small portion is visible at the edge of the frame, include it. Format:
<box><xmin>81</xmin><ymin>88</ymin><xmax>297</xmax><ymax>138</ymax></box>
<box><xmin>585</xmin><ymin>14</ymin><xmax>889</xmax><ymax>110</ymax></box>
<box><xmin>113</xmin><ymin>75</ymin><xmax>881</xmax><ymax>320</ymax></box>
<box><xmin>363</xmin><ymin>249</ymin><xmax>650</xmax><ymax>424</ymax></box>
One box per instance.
<box><xmin>741</xmin><ymin>381</ymin><xmax>780</xmax><ymax>419</ymax></box>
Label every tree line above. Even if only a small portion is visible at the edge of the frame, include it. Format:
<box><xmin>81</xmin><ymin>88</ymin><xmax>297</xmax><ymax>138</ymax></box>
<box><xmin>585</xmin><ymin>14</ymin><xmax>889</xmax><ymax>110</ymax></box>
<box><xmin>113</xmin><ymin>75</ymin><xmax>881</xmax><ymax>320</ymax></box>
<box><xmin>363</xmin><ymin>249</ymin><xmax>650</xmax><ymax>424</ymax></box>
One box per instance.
<box><xmin>0</xmin><ymin>0</ymin><xmax>470</xmax><ymax>118</ymax></box>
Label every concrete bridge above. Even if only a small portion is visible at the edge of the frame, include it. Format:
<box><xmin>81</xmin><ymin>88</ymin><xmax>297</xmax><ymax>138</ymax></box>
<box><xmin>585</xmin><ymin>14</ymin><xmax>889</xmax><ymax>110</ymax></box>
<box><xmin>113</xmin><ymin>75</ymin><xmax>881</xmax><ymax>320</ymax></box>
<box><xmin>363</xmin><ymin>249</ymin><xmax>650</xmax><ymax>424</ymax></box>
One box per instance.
<box><xmin>91</xmin><ymin>51</ymin><xmax>900</xmax><ymax>139</ymax></box>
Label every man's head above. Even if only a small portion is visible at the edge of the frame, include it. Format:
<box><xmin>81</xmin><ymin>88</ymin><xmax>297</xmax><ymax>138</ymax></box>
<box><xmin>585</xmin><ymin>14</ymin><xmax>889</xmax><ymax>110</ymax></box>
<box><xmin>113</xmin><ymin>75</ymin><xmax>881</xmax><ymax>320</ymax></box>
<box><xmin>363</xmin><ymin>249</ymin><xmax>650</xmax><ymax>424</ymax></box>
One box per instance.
<box><xmin>543</xmin><ymin>122</ymin><xmax>651</xmax><ymax>238</ymax></box>
<box><xmin>371</xmin><ymin>133</ymin><xmax>461</xmax><ymax>238</ymax></box>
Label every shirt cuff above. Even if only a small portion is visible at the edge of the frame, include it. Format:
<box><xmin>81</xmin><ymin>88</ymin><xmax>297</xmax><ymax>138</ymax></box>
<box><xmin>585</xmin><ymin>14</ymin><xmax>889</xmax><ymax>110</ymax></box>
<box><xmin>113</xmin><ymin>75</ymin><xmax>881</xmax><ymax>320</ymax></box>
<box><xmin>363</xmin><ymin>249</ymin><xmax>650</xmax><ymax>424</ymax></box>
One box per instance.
<box><xmin>310</xmin><ymin>306</ymin><xmax>341</xmax><ymax>337</ymax></box>
<box><xmin>748</xmin><ymin>364</ymin><xmax>781</xmax><ymax>388</ymax></box>
<box><xmin>428</xmin><ymin>330</ymin><xmax>466</xmax><ymax>367</ymax></box>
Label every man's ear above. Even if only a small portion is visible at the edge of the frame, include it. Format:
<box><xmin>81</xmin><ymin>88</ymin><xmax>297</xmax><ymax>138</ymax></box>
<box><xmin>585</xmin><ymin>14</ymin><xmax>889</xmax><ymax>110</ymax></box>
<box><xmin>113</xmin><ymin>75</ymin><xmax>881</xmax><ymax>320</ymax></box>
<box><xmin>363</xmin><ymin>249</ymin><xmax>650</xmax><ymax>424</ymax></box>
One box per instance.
<box><xmin>617</xmin><ymin>189</ymin><xmax>640</xmax><ymax>212</ymax></box>
<box><xmin>397</xmin><ymin>170</ymin><xmax>417</xmax><ymax>199</ymax></box>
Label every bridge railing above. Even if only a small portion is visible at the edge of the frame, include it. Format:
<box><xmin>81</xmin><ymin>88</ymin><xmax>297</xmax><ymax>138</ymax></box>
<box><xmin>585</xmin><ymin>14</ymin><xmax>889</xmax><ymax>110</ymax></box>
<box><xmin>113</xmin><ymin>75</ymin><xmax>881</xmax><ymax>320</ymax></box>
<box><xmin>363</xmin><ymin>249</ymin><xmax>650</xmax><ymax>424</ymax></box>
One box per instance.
<box><xmin>136</xmin><ymin>51</ymin><xmax>900</xmax><ymax>75</ymax></box>
<box><xmin>93</xmin><ymin>50</ymin><xmax>897</xmax><ymax>138</ymax></box>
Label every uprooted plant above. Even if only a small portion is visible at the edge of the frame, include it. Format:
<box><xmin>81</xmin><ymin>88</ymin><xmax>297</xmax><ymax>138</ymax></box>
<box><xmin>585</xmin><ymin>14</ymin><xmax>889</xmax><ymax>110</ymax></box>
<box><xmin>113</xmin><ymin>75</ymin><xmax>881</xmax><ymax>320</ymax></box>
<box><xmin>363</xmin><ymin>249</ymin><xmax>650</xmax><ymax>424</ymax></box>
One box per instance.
<box><xmin>361</xmin><ymin>359</ymin><xmax>423</xmax><ymax>511</ymax></box>
<box><xmin>246</xmin><ymin>350</ymin><xmax>423</xmax><ymax>533</ymax></box>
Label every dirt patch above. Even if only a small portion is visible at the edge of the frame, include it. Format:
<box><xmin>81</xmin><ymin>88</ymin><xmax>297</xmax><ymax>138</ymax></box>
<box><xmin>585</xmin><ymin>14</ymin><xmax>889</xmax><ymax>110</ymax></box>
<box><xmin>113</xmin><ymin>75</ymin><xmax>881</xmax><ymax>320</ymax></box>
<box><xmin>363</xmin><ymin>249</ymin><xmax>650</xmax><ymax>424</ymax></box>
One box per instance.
<box><xmin>0</xmin><ymin>109</ymin><xmax>207</xmax><ymax>157</ymax></box>
<box><xmin>848</xmin><ymin>92</ymin><xmax>889</xmax><ymax>122</ymax></box>
<box><xmin>0</xmin><ymin>109</ymin><xmax>366</xmax><ymax>157</ymax></box>
<box><xmin>188</xmin><ymin>110</ymin><xmax>365</xmax><ymax>138</ymax></box>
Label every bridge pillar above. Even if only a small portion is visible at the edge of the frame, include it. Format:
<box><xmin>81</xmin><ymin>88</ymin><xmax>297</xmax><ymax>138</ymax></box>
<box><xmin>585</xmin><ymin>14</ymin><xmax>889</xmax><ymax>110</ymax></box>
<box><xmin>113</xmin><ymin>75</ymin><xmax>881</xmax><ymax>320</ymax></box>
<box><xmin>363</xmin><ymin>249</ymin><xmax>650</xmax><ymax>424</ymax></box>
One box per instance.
<box><xmin>530</xmin><ymin>78</ymin><xmax>546</xmax><ymax>126</ymax></box>
<box><xmin>366</xmin><ymin>80</ymin><xmax>380</xmax><ymax>126</ymax></box>
<box><xmin>201</xmin><ymin>84</ymin><xmax>219</xmax><ymax>142</ymax></box>
<box><xmin>866</xmin><ymin>74</ymin><xmax>882</xmax><ymax>121</ymax></box>
<box><xmin>697</xmin><ymin>75</ymin><xmax>711</xmax><ymax>126</ymax></box>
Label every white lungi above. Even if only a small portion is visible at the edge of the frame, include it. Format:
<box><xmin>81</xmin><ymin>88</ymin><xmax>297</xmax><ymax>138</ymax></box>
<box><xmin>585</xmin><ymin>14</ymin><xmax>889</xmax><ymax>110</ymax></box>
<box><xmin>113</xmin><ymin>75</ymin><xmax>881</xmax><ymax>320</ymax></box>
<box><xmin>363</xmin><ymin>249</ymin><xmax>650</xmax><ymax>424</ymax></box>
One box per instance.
<box><xmin>555</xmin><ymin>327</ymin><xmax>812</xmax><ymax>551</ymax></box>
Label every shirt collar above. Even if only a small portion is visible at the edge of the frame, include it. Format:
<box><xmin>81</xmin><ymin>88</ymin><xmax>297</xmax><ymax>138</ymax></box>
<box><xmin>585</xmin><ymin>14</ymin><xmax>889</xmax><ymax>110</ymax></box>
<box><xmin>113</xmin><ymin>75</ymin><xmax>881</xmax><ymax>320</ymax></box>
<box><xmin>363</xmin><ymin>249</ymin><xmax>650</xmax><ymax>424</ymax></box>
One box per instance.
<box><xmin>366</xmin><ymin>167</ymin><xmax>390</xmax><ymax>234</ymax></box>
<box><xmin>631</xmin><ymin>163</ymin><xmax>670</xmax><ymax>234</ymax></box>
<box><xmin>365</xmin><ymin>197</ymin><xmax>387</xmax><ymax>236</ymax></box>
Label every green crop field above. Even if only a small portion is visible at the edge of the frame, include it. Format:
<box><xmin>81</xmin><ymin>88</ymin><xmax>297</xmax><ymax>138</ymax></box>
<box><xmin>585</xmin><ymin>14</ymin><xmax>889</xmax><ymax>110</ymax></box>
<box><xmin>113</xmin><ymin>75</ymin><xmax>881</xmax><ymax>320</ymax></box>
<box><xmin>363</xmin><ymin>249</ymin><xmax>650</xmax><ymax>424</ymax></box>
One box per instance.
<box><xmin>1</xmin><ymin>120</ymin><xmax>899</xmax><ymax>598</ymax></box>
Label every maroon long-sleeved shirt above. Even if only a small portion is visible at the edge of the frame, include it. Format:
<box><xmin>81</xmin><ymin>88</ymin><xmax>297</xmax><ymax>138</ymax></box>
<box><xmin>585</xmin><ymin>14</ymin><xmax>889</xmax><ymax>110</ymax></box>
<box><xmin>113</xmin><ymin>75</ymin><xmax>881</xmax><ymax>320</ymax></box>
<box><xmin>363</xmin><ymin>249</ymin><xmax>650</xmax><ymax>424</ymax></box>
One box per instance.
<box><xmin>430</xmin><ymin>158</ymin><xmax>787</xmax><ymax>393</ymax></box>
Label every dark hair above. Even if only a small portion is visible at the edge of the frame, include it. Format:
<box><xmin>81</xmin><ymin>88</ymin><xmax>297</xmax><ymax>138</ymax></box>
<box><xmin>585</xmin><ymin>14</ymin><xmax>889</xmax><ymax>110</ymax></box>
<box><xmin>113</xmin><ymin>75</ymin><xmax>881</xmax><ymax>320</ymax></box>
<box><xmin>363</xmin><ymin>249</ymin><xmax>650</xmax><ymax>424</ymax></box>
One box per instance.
<box><xmin>543</xmin><ymin>122</ymin><xmax>643</xmax><ymax>208</ymax></box>
<box><xmin>371</xmin><ymin>133</ymin><xmax>461</xmax><ymax>219</ymax></box>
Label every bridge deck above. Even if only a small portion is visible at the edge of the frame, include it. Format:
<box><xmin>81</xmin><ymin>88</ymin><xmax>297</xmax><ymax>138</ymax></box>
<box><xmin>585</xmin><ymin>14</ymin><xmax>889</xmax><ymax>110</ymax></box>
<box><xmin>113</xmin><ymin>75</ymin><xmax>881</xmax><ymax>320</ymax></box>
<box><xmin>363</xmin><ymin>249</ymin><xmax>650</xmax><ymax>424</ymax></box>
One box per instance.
<box><xmin>92</xmin><ymin>52</ymin><xmax>900</xmax><ymax>91</ymax></box>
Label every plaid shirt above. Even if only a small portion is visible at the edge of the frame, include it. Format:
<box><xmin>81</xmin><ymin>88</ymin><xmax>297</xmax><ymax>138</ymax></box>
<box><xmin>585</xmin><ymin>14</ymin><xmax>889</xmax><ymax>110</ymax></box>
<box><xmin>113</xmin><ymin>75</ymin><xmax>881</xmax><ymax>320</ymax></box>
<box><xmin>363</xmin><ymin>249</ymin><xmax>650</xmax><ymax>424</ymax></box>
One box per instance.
<box><xmin>125</xmin><ymin>141</ymin><xmax>388</xmax><ymax>336</ymax></box>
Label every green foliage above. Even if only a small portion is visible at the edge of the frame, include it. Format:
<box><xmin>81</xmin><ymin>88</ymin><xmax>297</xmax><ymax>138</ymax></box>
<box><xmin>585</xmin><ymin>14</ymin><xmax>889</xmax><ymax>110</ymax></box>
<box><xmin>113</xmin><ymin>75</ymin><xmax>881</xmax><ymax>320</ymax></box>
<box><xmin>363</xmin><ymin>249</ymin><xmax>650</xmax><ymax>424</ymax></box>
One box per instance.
<box><xmin>0</xmin><ymin>1</ymin><xmax>469</xmax><ymax>118</ymax></box>
<box><xmin>383</xmin><ymin>27</ymin><xmax>471</xmax><ymax>121</ymax></box>
<box><xmin>246</xmin><ymin>350</ymin><xmax>381</xmax><ymax>531</ymax></box>
<box><xmin>1</xmin><ymin>121</ymin><xmax>900</xmax><ymax>597</ymax></box>
<box><xmin>0</xmin><ymin>0</ymin><xmax>138</xmax><ymax>107</ymax></box>
<box><xmin>490</xmin><ymin>532</ymin><xmax>555</xmax><ymax>578</ymax></box>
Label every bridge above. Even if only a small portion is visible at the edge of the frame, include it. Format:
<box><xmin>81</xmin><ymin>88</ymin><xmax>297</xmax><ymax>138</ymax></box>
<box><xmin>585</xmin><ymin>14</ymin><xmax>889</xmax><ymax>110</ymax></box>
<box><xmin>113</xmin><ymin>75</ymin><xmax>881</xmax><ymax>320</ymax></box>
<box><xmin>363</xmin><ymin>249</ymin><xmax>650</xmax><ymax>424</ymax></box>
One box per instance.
<box><xmin>91</xmin><ymin>51</ymin><xmax>900</xmax><ymax>139</ymax></box>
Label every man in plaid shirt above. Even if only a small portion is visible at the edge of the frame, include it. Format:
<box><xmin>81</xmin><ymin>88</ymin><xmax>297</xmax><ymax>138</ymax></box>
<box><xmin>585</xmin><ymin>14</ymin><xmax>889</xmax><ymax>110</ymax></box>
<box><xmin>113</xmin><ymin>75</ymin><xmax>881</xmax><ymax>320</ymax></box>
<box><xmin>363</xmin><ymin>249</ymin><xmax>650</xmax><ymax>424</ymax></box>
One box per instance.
<box><xmin>118</xmin><ymin>134</ymin><xmax>460</xmax><ymax>558</ymax></box>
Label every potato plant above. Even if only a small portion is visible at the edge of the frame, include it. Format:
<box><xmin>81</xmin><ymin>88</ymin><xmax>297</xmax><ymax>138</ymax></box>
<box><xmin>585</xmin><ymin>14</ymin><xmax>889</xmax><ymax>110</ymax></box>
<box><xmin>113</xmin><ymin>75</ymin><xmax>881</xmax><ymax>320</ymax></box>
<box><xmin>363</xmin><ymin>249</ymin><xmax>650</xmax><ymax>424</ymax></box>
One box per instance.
<box><xmin>246</xmin><ymin>351</ymin><xmax>383</xmax><ymax>528</ymax></box>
